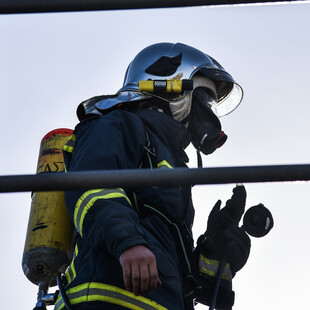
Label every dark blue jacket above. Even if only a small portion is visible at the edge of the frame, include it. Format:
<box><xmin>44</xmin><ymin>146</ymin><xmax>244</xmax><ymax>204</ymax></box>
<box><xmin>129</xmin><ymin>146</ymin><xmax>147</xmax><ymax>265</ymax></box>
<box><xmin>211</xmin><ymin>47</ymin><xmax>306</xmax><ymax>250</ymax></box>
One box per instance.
<box><xmin>54</xmin><ymin>108</ymin><xmax>195</xmax><ymax>310</ymax></box>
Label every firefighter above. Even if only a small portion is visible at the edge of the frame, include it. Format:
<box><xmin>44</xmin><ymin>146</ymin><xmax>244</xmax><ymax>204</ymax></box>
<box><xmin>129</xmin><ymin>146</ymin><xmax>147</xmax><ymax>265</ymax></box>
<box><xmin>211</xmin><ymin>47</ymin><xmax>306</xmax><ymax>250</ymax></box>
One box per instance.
<box><xmin>55</xmin><ymin>42</ymin><xmax>250</xmax><ymax>310</ymax></box>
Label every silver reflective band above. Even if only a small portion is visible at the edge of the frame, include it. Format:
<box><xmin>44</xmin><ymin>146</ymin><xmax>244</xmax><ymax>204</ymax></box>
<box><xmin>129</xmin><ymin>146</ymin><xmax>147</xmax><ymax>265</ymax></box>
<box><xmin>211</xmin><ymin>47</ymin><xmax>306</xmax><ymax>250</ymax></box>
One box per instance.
<box><xmin>74</xmin><ymin>188</ymin><xmax>131</xmax><ymax>236</ymax></box>
<box><xmin>55</xmin><ymin>282</ymin><xmax>168</xmax><ymax>310</ymax></box>
<box><xmin>199</xmin><ymin>255</ymin><xmax>232</xmax><ymax>281</ymax></box>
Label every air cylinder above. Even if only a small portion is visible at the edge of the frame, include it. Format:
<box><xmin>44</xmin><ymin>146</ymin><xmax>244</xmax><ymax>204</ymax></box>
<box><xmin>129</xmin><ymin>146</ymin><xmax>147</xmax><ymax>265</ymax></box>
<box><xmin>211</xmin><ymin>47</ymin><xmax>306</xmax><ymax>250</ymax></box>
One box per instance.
<box><xmin>22</xmin><ymin>128</ymin><xmax>75</xmax><ymax>290</ymax></box>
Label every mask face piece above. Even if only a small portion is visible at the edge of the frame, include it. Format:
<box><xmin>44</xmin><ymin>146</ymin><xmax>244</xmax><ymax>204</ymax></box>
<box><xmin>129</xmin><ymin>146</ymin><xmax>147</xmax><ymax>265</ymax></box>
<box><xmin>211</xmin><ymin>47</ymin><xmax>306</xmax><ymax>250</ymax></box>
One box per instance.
<box><xmin>188</xmin><ymin>88</ymin><xmax>227</xmax><ymax>155</ymax></box>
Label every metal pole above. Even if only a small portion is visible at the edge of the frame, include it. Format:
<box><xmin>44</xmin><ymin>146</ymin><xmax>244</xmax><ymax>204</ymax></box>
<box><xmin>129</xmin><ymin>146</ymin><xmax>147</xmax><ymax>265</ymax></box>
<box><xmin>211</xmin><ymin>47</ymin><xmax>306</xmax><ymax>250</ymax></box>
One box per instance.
<box><xmin>0</xmin><ymin>0</ymin><xmax>303</xmax><ymax>14</ymax></box>
<box><xmin>0</xmin><ymin>164</ymin><xmax>310</xmax><ymax>193</ymax></box>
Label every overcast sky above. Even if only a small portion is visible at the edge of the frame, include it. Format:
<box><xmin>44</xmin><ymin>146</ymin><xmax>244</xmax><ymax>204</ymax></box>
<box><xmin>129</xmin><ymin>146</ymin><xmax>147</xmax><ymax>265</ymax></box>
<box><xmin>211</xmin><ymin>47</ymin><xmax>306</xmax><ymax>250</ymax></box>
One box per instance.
<box><xmin>1</xmin><ymin>2</ymin><xmax>310</xmax><ymax>309</ymax></box>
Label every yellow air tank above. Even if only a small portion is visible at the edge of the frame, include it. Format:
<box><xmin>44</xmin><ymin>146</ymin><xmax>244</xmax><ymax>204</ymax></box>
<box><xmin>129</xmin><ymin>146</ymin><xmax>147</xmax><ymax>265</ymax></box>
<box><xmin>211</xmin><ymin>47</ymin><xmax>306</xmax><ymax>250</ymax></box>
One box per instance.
<box><xmin>22</xmin><ymin>128</ymin><xmax>75</xmax><ymax>290</ymax></box>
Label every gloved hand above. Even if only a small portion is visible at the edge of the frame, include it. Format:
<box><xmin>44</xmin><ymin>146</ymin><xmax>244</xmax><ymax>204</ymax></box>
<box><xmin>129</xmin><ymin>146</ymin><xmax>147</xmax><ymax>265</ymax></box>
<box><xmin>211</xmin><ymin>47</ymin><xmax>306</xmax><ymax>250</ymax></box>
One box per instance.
<box><xmin>194</xmin><ymin>185</ymin><xmax>251</xmax><ymax>309</ymax></box>
<box><xmin>203</xmin><ymin>185</ymin><xmax>251</xmax><ymax>274</ymax></box>
<box><xmin>207</xmin><ymin>185</ymin><xmax>246</xmax><ymax>234</ymax></box>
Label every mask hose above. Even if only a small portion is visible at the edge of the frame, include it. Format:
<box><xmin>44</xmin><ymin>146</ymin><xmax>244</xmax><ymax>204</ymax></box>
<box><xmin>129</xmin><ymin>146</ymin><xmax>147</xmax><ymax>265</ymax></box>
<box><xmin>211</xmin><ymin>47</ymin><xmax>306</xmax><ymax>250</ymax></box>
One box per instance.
<box><xmin>196</xmin><ymin>150</ymin><xmax>203</xmax><ymax>168</ymax></box>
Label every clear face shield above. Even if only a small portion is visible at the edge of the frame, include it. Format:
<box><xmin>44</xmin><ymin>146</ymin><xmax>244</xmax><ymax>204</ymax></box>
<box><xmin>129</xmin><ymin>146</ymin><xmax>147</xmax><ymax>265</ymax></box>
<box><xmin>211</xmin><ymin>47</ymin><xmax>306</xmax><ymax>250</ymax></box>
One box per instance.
<box><xmin>211</xmin><ymin>82</ymin><xmax>243</xmax><ymax>117</ymax></box>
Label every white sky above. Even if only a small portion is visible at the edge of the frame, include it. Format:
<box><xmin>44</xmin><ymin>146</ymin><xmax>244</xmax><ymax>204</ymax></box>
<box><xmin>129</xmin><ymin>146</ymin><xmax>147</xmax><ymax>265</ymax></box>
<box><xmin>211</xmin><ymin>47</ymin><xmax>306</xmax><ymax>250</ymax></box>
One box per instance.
<box><xmin>1</xmin><ymin>2</ymin><xmax>310</xmax><ymax>309</ymax></box>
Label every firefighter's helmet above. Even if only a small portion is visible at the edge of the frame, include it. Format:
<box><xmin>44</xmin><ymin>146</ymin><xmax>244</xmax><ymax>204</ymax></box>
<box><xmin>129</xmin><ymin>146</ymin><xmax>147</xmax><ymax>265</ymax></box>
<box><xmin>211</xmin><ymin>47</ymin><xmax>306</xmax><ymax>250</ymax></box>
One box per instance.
<box><xmin>94</xmin><ymin>42</ymin><xmax>243</xmax><ymax>118</ymax></box>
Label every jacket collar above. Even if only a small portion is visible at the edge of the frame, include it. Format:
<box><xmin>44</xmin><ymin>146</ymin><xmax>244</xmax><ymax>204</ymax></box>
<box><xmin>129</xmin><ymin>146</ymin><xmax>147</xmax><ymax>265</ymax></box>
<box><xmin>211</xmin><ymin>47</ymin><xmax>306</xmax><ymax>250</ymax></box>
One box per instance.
<box><xmin>133</xmin><ymin>108</ymin><xmax>191</xmax><ymax>164</ymax></box>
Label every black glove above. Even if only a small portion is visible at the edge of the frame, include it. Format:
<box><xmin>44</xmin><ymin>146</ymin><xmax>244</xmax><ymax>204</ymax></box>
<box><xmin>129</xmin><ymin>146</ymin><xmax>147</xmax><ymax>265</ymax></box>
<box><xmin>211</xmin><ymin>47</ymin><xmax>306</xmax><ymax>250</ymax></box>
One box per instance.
<box><xmin>203</xmin><ymin>185</ymin><xmax>251</xmax><ymax>274</ymax></box>
<box><xmin>207</xmin><ymin>185</ymin><xmax>246</xmax><ymax>234</ymax></box>
<box><xmin>194</xmin><ymin>186</ymin><xmax>251</xmax><ymax>309</ymax></box>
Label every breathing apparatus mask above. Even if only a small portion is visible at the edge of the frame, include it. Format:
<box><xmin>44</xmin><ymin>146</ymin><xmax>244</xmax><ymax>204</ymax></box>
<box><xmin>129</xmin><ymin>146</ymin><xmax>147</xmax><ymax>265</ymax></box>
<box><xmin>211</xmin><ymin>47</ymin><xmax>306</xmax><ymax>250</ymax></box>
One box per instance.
<box><xmin>170</xmin><ymin>74</ymin><xmax>228</xmax><ymax>156</ymax></box>
<box><xmin>189</xmin><ymin>88</ymin><xmax>227</xmax><ymax>155</ymax></box>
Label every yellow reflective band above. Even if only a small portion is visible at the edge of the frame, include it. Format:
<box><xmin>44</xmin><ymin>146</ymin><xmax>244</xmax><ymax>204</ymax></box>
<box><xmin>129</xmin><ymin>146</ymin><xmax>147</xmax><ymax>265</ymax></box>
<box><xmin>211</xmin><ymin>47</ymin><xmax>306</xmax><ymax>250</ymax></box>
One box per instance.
<box><xmin>63</xmin><ymin>134</ymin><xmax>76</xmax><ymax>153</ymax></box>
<box><xmin>74</xmin><ymin>188</ymin><xmax>132</xmax><ymax>236</ymax></box>
<box><xmin>199</xmin><ymin>255</ymin><xmax>232</xmax><ymax>282</ymax></box>
<box><xmin>157</xmin><ymin>160</ymin><xmax>173</xmax><ymax>169</ymax></box>
<box><xmin>55</xmin><ymin>294</ymin><xmax>62</xmax><ymax>309</ymax></box>
<box><xmin>54</xmin><ymin>282</ymin><xmax>167</xmax><ymax>310</ymax></box>
<box><xmin>65</xmin><ymin>243</ymin><xmax>78</xmax><ymax>284</ymax></box>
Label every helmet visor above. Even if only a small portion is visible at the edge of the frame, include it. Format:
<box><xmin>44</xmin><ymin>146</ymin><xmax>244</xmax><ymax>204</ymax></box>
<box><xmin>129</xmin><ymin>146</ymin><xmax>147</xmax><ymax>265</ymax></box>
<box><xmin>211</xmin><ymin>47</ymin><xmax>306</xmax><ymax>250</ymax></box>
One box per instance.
<box><xmin>213</xmin><ymin>83</ymin><xmax>243</xmax><ymax>117</ymax></box>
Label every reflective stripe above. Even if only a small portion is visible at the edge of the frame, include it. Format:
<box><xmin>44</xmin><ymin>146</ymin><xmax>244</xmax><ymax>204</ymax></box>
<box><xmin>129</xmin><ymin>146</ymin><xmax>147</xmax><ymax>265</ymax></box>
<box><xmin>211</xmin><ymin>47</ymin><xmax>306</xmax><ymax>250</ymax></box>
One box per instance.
<box><xmin>54</xmin><ymin>282</ymin><xmax>167</xmax><ymax>310</ymax></box>
<box><xmin>74</xmin><ymin>188</ymin><xmax>132</xmax><ymax>236</ymax></box>
<box><xmin>63</xmin><ymin>134</ymin><xmax>76</xmax><ymax>153</ymax></box>
<box><xmin>157</xmin><ymin>160</ymin><xmax>173</xmax><ymax>169</ymax></box>
<box><xmin>199</xmin><ymin>255</ymin><xmax>232</xmax><ymax>281</ymax></box>
<box><xmin>66</xmin><ymin>243</ymin><xmax>78</xmax><ymax>284</ymax></box>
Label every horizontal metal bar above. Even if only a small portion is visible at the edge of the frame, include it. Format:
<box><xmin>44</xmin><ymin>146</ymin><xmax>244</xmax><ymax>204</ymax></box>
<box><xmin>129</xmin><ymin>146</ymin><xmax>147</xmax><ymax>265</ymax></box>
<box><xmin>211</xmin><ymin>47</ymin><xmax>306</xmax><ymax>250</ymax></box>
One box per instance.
<box><xmin>0</xmin><ymin>0</ymin><xmax>302</xmax><ymax>14</ymax></box>
<box><xmin>1</xmin><ymin>164</ymin><xmax>310</xmax><ymax>193</ymax></box>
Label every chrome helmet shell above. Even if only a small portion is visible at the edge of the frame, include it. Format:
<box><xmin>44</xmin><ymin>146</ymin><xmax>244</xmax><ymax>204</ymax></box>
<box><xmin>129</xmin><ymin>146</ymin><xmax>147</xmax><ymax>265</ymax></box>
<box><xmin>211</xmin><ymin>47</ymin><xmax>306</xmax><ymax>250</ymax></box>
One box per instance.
<box><xmin>119</xmin><ymin>42</ymin><xmax>243</xmax><ymax>117</ymax></box>
<box><xmin>94</xmin><ymin>42</ymin><xmax>243</xmax><ymax>117</ymax></box>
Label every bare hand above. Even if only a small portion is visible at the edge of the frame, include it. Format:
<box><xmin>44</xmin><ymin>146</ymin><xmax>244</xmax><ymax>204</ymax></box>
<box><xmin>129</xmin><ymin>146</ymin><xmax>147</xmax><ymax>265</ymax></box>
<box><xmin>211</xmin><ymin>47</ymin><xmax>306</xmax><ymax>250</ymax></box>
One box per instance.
<box><xmin>119</xmin><ymin>245</ymin><xmax>162</xmax><ymax>295</ymax></box>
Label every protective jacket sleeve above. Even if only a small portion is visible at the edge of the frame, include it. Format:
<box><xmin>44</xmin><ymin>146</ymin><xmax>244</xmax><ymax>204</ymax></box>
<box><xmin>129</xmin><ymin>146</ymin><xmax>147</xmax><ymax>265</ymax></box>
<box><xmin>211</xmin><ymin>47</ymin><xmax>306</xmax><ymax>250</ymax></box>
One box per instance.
<box><xmin>63</xmin><ymin>111</ymin><xmax>149</xmax><ymax>258</ymax></box>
